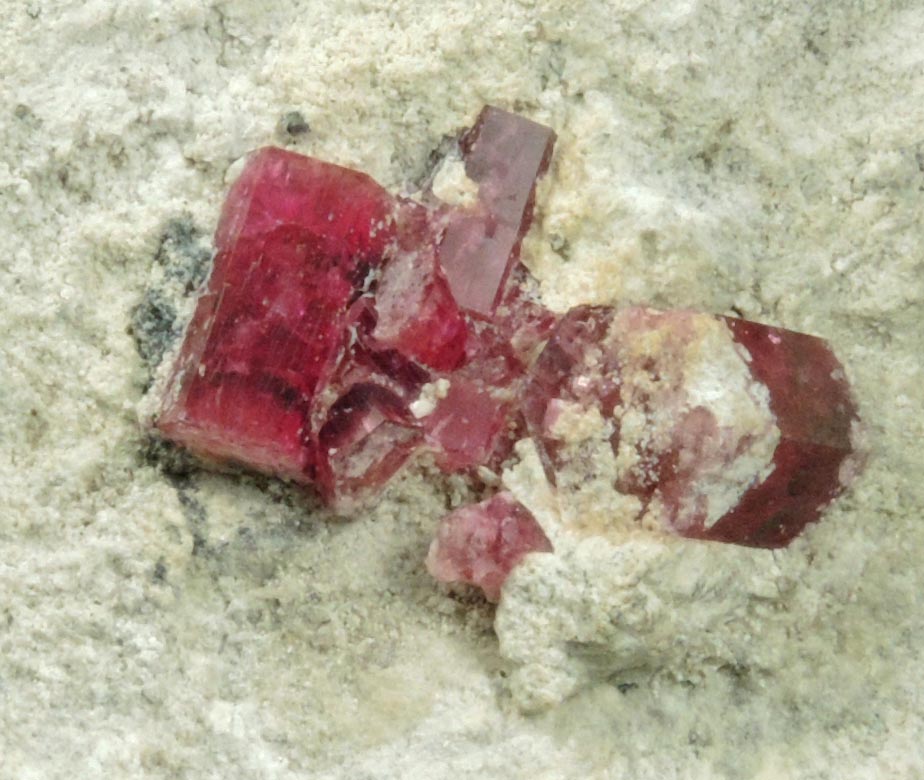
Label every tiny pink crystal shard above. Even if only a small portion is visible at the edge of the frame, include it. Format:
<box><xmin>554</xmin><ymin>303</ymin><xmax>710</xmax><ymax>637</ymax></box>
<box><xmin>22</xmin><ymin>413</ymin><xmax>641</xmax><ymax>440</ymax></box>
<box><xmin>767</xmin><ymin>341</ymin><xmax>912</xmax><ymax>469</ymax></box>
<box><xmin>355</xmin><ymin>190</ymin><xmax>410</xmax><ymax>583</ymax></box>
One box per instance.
<box><xmin>426</xmin><ymin>492</ymin><xmax>553</xmax><ymax>602</ymax></box>
<box><xmin>524</xmin><ymin>306</ymin><xmax>860</xmax><ymax>548</ymax></box>
<box><xmin>369</xmin><ymin>202</ymin><xmax>468</xmax><ymax>371</ymax></box>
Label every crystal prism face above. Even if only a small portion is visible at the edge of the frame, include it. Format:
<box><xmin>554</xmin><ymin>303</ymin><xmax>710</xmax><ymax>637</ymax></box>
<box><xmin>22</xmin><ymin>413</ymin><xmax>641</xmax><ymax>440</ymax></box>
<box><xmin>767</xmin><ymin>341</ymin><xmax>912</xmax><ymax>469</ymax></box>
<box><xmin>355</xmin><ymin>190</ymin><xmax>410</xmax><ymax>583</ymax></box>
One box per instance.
<box><xmin>426</xmin><ymin>492</ymin><xmax>553</xmax><ymax>602</ymax></box>
<box><xmin>436</xmin><ymin>107</ymin><xmax>556</xmax><ymax>316</ymax></box>
<box><xmin>524</xmin><ymin>306</ymin><xmax>860</xmax><ymax>548</ymax></box>
<box><xmin>369</xmin><ymin>203</ymin><xmax>468</xmax><ymax>371</ymax></box>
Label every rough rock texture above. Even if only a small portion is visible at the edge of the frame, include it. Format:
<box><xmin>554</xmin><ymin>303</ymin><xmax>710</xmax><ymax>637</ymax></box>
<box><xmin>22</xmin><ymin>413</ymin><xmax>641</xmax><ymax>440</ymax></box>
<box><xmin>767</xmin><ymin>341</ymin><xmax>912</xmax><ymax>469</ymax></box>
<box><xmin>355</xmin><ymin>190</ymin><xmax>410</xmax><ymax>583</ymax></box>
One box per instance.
<box><xmin>2</xmin><ymin>1</ymin><xmax>924</xmax><ymax>779</ymax></box>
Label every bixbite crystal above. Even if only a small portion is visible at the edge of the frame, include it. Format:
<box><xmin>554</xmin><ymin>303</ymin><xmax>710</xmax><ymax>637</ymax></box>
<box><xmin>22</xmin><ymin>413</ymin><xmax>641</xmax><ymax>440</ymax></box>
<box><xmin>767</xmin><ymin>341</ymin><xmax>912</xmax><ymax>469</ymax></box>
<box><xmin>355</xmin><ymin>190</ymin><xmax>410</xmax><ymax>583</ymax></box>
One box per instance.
<box><xmin>524</xmin><ymin>306</ymin><xmax>860</xmax><ymax>547</ymax></box>
<box><xmin>435</xmin><ymin>106</ymin><xmax>556</xmax><ymax>316</ymax></box>
<box><xmin>157</xmin><ymin>148</ymin><xmax>398</xmax><ymax>484</ymax></box>
<box><xmin>426</xmin><ymin>492</ymin><xmax>553</xmax><ymax>602</ymax></box>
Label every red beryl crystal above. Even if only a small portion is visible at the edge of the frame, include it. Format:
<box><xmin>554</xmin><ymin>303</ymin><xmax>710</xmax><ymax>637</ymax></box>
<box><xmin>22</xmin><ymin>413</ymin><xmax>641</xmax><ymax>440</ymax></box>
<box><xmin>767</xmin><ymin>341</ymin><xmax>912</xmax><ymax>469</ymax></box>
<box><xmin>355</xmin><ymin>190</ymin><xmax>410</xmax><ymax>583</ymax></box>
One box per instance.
<box><xmin>426</xmin><ymin>492</ymin><xmax>553</xmax><ymax>602</ymax></box>
<box><xmin>524</xmin><ymin>306</ymin><xmax>860</xmax><ymax>548</ymax></box>
<box><xmin>435</xmin><ymin>107</ymin><xmax>556</xmax><ymax>316</ymax></box>
<box><xmin>157</xmin><ymin>148</ymin><xmax>399</xmax><ymax>484</ymax></box>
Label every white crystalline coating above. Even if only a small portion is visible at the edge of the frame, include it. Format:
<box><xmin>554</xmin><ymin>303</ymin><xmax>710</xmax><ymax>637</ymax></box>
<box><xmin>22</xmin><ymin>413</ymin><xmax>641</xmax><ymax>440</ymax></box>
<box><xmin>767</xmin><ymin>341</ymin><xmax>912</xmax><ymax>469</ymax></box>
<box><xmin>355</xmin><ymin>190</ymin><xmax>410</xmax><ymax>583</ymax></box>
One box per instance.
<box><xmin>430</xmin><ymin>155</ymin><xmax>480</xmax><ymax>208</ymax></box>
<box><xmin>409</xmin><ymin>378</ymin><xmax>451</xmax><ymax>419</ymax></box>
<box><xmin>611</xmin><ymin>312</ymin><xmax>780</xmax><ymax>530</ymax></box>
<box><xmin>548</xmin><ymin>400</ymin><xmax>608</xmax><ymax>443</ymax></box>
<box><xmin>501</xmin><ymin>442</ymin><xmax>799</xmax><ymax>711</ymax></box>
<box><xmin>531</xmin><ymin>309</ymin><xmax>782</xmax><ymax>538</ymax></box>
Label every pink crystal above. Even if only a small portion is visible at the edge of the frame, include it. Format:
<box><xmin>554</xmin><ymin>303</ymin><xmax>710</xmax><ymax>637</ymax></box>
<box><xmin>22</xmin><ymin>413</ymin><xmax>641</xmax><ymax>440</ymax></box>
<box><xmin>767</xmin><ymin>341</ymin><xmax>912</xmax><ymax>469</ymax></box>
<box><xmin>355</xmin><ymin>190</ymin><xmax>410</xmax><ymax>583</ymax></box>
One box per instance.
<box><xmin>426</xmin><ymin>492</ymin><xmax>553</xmax><ymax>602</ymax></box>
<box><xmin>525</xmin><ymin>305</ymin><xmax>860</xmax><ymax>548</ymax></box>
<box><xmin>436</xmin><ymin>107</ymin><xmax>555</xmax><ymax>316</ymax></box>
<box><xmin>157</xmin><ymin>148</ymin><xmax>398</xmax><ymax>483</ymax></box>
<box><xmin>157</xmin><ymin>151</ymin><xmax>436</xmax><ymax>508</ymax></box>
<box><xmin>314</xmin><ymin>381</ymin><xmax>422</xmax><ymax>506</ymax></box>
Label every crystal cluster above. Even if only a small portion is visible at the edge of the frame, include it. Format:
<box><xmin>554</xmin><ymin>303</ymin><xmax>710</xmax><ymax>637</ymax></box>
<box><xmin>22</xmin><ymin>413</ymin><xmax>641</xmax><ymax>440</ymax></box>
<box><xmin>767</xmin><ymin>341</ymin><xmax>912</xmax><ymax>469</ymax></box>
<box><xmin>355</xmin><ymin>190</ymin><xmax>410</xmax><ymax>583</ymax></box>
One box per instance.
<box><xmin>155</xmin><ymin>106</ymin><xmax>861</xmax><ymax>602</ymax></box>
<box><xmin>158</xmin><ymin>107</ymin><xmax>556</xmax><ymax>511</ymax></box>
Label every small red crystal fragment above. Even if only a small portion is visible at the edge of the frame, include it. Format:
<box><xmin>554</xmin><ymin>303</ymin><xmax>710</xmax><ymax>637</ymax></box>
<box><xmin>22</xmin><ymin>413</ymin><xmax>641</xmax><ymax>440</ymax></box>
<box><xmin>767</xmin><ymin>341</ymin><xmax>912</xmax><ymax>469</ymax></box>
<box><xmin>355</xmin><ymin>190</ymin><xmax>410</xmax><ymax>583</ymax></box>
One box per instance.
<box><xmin>422</xmin><ymin>378</ymin><xmax>512</xmax><ymax>473</ymax></box>
<box><xmin>426</xmin><ymin>492</ymin><xmax>553</xmax><ymax>602</ymax></box>
<box><xmin>525</xmin><ymin>306</ymin><xmax>860</xmax><ymax>548</ymax></box>
<box><xmin>436</xmin><ymin>107</ymin><xmax>555</xmax><ymax>316</ymax></box>
<box><xmin>421</xmin><ymin>291</ymin><xmax>556</xmax><ymax>473</ymax></box>
<box><xmin>315</xmin><ymin>382</ymin><xmax>422</xmax><ymax>506</ymax></box>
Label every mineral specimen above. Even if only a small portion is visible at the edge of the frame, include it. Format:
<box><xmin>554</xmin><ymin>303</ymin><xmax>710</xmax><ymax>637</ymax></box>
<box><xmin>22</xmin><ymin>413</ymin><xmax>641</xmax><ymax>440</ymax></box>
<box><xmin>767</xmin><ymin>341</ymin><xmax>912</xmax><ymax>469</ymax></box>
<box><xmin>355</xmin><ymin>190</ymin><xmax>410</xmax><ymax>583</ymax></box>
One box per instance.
<box><xmin>153</xmin><ymin>105</ymin><xmax>861</xmax><ymax>603</ymax></box>
<box><xmin>426</xmin><ymin>492</ymin><xmax>553</xmax><ymax>602</ymax></box>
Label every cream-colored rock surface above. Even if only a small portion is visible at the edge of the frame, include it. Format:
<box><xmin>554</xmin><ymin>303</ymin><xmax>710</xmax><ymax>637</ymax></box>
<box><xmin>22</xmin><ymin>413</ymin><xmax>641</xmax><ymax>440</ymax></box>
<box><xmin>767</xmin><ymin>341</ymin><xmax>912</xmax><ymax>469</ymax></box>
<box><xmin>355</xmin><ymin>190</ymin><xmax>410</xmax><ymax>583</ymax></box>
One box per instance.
<box><xmin>1</xmin><ymin>1</ymin><xmax>923</xmax><ymax>778</ymax></box>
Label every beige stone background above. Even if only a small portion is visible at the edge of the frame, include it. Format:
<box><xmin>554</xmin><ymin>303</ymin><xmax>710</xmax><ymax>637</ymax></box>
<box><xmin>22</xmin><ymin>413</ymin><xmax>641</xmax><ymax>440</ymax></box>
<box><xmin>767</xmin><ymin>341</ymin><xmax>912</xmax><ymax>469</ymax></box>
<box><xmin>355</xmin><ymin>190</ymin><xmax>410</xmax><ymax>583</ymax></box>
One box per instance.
<box><xmin>1</xmin><ymin>0</ymin><xmax>923</xmax><ymax>777</ymax></box>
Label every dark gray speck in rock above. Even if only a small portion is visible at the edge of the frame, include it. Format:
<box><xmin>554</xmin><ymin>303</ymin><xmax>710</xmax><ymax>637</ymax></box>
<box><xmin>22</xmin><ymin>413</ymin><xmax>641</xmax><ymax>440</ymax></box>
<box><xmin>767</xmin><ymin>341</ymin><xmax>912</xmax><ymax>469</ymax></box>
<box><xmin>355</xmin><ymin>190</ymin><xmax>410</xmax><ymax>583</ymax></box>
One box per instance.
<box><xmin>278</xmin><ymin>111</ymin><xmax>310</xmax><ymax>138</ymax></box>
<box><xmin>139</xmin><ymin>435</ymin><xmax>199</xmax><ymax>479</ymax></box>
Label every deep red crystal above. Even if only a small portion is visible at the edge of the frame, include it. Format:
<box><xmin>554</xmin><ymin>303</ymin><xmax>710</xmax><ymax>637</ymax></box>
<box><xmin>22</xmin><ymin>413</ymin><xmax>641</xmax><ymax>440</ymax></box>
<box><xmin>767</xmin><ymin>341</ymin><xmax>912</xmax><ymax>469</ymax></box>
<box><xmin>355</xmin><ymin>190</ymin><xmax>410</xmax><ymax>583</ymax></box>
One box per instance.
<box><xmin>157</xmin><ymin>148</ymin><xmax>398</xmax><ymax>484</ymax></box>
<box><xmin>524</xmin><ymin>306</ymin><xmax>860</xmax><ymax>548</ymax></box>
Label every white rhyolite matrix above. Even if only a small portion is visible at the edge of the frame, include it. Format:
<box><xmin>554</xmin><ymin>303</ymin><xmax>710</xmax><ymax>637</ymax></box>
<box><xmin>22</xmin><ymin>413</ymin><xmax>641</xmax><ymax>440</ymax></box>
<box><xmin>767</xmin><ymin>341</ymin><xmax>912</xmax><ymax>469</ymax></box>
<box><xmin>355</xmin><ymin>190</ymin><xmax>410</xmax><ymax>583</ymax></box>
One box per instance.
<box><xmin>1</xmin><ymin>1</ymin><xmax>922</xmax><ymax>778</ymax></box>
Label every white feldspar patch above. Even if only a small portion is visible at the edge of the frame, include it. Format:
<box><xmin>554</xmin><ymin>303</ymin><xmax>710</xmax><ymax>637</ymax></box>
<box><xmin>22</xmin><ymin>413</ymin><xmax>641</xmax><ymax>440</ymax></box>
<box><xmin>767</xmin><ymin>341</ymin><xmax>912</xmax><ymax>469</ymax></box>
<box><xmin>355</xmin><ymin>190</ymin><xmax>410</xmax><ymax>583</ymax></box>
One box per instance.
<box><xmin>410</xmin><ymin>378</ymin><xmax>451</xmax><ymax>419</ymax></box>
<box><xmin>548</xmin><ymin>399</ymin><xmax>608</xmax><ymax>444</ymax></box>
<box><xmin>430</xmin><ymin>155</ymin><xmax>480</xmax><ymax>208</ymax></box>
<box><xmin>495</xmin><ymin>530</ymin><xmax>792</xmax><ymax>713</ymax></box>
<box><xmin>608</xmin><ymin>310</ymin><xmax>780</xmax><ymax>531</ymax></box>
